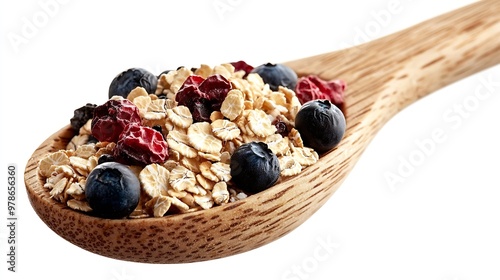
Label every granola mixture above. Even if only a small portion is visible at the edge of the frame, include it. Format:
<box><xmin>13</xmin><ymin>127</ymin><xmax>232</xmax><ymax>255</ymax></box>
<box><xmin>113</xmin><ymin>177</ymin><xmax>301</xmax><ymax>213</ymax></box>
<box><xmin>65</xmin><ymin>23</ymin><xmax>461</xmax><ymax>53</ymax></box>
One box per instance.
<box><xmin>37</xmin><ymin>63</ymin><xmax>339</xmax><ymax>218</ymax></box>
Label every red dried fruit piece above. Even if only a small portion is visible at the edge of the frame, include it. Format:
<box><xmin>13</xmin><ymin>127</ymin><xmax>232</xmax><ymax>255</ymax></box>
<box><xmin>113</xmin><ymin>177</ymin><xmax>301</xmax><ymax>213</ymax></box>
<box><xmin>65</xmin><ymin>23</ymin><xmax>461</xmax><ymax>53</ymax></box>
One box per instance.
<box><xmin>199</xmin><ymin>74</ymin><xmax>231</xmax><ymax>109</ymax></box>
<box><xmin>175</xmin><ymin>74</ymin><xmax>232</xmax><ymax>122</ymax></box>
<box><xmin>295</xmin><ymin>78</ymin><xmax>324</xmax><ymax>103</ymax></box>
<box><xmin>308</xmin><ymin>76</ymin><xmax>346</xmax><ymax>106</ymax></box>
<box><xmin>175</xmin><ymin>75</ymin><xmax>208</xmax><ymax>108</ymax></box>
<box><xmin>230</xmin><ymin>60</ymin><xmax>254</xmax><ymax>77</ymax></box>
<box><xmin>192</xmin><ymin>100</ymin><xmax>212</xmax><ymax>123</ymax></box>
<box><xmin>91</xmin><ymin>99</ymin><xmax>141</xmax><ymax>142</ymax></box>
<box><xmin>114</xmin><ymin>123</ymin><xmax>169</xmax><ymax>165</ymax></box>
<box><xmin>295</xmin><ymin>75</ymin><xmax>346</xmax><ymax>111</ymax></box>
<box><xmin>272</xmin><ymin>119</ymin><xmax>289</xmax><ymax>137</ymax></box>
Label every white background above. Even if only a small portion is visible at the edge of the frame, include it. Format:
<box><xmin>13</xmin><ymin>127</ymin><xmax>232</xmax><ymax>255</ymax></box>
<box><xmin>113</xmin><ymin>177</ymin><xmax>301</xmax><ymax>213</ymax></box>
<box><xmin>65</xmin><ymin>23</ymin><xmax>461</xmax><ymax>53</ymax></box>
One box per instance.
<box><xmin>1</xmin><ymin>0</ymin><xmax>500</xmax><ymax>279</ymax></box>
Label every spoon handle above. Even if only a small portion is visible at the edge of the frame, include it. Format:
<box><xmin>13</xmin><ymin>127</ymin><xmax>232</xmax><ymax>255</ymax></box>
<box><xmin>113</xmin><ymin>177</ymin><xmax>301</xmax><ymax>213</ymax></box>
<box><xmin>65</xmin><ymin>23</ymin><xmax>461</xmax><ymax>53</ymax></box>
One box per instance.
<box><xmin>287</xmin><ymin>0</ymin><xmax>500</xmax><ymax>122</ymax></box>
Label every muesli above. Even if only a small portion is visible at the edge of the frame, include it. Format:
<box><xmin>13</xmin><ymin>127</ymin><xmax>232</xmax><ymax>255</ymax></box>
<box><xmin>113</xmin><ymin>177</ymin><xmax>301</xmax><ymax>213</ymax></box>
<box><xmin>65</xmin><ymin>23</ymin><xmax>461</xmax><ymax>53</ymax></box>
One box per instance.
<box><xmin>37</xmin><ymin>61</ymin><xmax>346</xmax><ymax>219</ymax></box>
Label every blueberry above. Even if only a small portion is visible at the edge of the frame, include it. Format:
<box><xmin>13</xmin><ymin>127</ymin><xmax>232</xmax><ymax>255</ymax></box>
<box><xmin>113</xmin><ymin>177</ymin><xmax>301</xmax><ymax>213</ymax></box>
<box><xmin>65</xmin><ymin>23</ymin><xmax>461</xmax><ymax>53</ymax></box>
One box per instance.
<box><xmin>97</xmin><ymin>154</ymin><xmax>115</xmax><ymax>165</ymax></box>
<box><xmin>108</xmin><ymin>68</ymin><xmax>158</xmax><ymax>99</ymax></box>
<box><xmin>85</xmin><ymin>162</ymin><xmax>140</xmax><ymax>219</ymax></box>
<box><xmin>87</xmin><ymin>135</ymin><xmax>98</xmax><ymax>144</ymax></box>
<box><xmin>251</xmin><ymin>63</ymin><xmax>297</xmax><ymax>91</ymax></box>
<box><xmin>295</xmin><ymin>100</ymin><xmax>346</xmax><ymax>153</ymax></box>
<box><xmin>230</xmin><ymin>142</ymin><xmax>280</xmax><ymax>193</ymax></box>
<box><xmin>70</xmin><ymin>103</ymin><xmax>97</xmax><ymax>132</ymax></box>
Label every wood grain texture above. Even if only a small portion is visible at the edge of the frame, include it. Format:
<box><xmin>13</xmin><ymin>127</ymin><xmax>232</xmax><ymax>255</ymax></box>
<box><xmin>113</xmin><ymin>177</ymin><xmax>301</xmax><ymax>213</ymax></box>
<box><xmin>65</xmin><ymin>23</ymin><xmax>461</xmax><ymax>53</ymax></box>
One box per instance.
<box><xmin>24</xmin><ymin>0</ymin><xmax>500</xmax><ymax>263</ymax></box>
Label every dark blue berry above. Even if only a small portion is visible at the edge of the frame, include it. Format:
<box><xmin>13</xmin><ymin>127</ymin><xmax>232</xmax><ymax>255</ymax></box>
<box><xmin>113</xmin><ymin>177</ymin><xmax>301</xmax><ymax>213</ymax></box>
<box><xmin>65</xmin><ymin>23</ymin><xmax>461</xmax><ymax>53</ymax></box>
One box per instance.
<box><xmin>87</xmin><ymin>135</ymin><xmax>98</xmax><ymax>144</ymax></box>
<box><xmin>70</xmin><ymin>103</ymin><xmax>97</xmax><ymax>132</ymax></box>
<box><xmin>295</xmin><ymin>100</ymin><xmax>346</xmax><ymax>153</ymax></box>
<box><xmin>97</xmin><ymin>154</ymin><xmax>115</xmax><ymax>165</ymax></box>
<box><xmin>85</xmin><ymin>162</ymin><xmax>140</xmax><ymax>219</ymax></box>
<box><xmin>251</xmin><ymin>63</ymin><xmax>297</xmax><ymax>91</ymax></box>
<box><xmin>109</xmin><ymin>68</ymin><xmax>158</xmax><ymax>99</ymax></box>
<box><xmin>230</xmin><ymin>142</ymin><xmax>280</xmax><ymax>193</ymax></box>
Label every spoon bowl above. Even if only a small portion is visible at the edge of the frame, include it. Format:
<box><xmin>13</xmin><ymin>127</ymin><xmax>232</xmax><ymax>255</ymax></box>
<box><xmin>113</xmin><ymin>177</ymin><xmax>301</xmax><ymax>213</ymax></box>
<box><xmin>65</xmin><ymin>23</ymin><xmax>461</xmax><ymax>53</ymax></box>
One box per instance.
<box><xmin>24</xmin><ymin>0</ymin><xmax>500</xmax><ymax>263</ymax></box>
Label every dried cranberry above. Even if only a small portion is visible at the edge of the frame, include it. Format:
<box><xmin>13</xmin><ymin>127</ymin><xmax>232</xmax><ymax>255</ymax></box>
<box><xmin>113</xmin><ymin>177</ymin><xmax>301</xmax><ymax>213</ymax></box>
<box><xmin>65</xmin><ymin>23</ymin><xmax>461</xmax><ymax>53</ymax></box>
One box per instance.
<box><xmin>180</xmin><ymin>74</ymin><xmax>205</xmax><ymax>90</ymax></box>
<box><xmin>114</xmin><ymin>123</ymin><xmax>169</xmax><ymax>165</ymax></box>
<box><xmin>91</xmin><ymin>99</ymin><xmax>141</xmax><ymax>142</ymax></box>
<box><xmin>295</xmin><ymin>75</ymin><xmax>346</xmax><ymax>112</ymax></box>
<box><xmin>295</xmin><ymin>78</ymin><xmax>324</xmax><ymax>103</ymax></box>
<box><xmin>182</xmin><ymin>75</ymin><xmax>205</xmax><ymax>87</ymax></box>
<box><xmin>175</xmin><ymin>74</ymin><xmax>232</xmax><ymax>122</ymax></box>
<box><xmin>308</xmin><ymin>76</ymin><xmax>345</xmax><ymax>105</ymax></box>
<box><xmin>230</xmin><ymin>60</ymin><xmax>254</xmax><ymax>77</ymax></box>
<box><xmin>199</xmin><ymin>74</ymin><xmax>231</xmax><ymax>110</ymax></box>
<box><xmin>191</xmin><ymin>100</ymin><xmax>212</xmax><ymax>123</ymax></box>
<box><xmin>175</xmin><ymin>75</ymin><xmax>208</xmax><ymax>108</ymax></box>
<box><xmin>272</xmin><ymin>120</ymin><xmax>289</xmax><ymax>137</ymax></box>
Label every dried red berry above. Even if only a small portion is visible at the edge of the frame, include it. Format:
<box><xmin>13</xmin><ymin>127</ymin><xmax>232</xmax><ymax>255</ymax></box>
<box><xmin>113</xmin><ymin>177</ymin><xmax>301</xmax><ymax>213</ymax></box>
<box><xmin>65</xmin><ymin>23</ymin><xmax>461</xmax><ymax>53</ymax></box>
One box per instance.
<box><xmin>295</xmin><ymin>77</ymin><xmax>324</xmax><ymax>103</ymax></box>
<box><xmin>113</xmin><ymin>123</ymin><xmax>169</xmax><ymax>165</ymax></box>
<box><xmin>176</xmin><ymin>74</ymin><xmax>232</xmax><ymax>122</ymax></box>
<box><xmin>308</xmin><ymin>76</ymin><xmax>345</xmax><ymax>105</ymax></box>
<box><xmin>230</xmin><ymin>60</ymin><xmax>254</xmax><ymax>77</ymax></box>
<box><xmin>175</xmin><ymin>75</ymin><xmax>208</xmax><ymax>109</ymax></box>
<box><xmin>199</xmin><ymin>74</ymin><xmax>231</xmax><ymax>110</ymax></box>
<box><xmin>272</xmin><ymin>119</ymin><xmax>289</xmax><ymax>137</ymax></box>
<box><xmin>191</xmin><ymin>100</ymin><xmax>212</xmax><ymax>123</ymax></box>
<box><xmin>295</xmin><ymin>75</ymin><xmax>346</xmax><ymax>112</ymax></box>
<box><xmin>91</xmin><ymin>99</ymin><xmax>141</xmax><ymax>142</ymax></box>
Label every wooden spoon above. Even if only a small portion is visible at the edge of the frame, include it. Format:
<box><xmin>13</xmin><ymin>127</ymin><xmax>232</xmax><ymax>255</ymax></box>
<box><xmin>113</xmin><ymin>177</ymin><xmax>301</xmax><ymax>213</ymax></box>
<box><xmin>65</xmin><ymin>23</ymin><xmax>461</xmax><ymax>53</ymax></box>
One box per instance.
<box><xmin>24</xmin><ymin>0</ymin><xmax>500</xmax><ymax>264</ymax></box>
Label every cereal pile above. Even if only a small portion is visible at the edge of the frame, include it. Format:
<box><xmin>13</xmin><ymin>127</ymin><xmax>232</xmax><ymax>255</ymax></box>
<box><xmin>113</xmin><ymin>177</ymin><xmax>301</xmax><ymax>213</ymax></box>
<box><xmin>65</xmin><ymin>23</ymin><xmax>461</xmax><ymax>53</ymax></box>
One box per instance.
<box><xmin>37</xmin><ymin>62</ymin><xmax>345</xmax><ymax>219</ymax></box>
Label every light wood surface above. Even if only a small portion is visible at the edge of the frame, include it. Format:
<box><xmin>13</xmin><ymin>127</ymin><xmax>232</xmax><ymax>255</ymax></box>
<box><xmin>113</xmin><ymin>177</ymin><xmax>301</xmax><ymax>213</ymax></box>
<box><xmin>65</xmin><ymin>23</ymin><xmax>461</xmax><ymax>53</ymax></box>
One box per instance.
<box><xmin>24</xmin><ymin>0</ymin><xmax>500</xmax><ymax>263</ymax></box>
